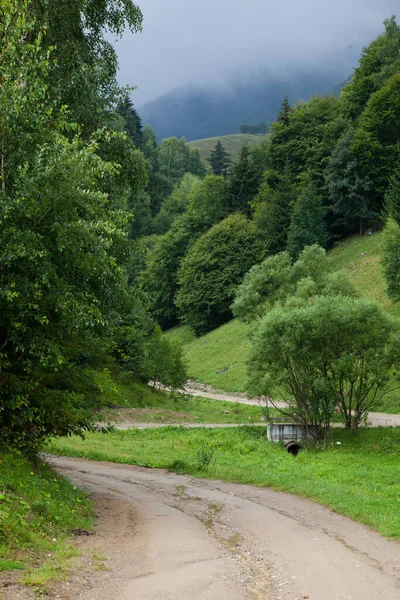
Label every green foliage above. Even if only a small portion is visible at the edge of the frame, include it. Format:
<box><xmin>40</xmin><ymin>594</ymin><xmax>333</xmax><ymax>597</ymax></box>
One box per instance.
<box><xmin>383</xmin><ymin>160</ymin><xmax>400</xmax><ymax>223</ymax></box>
<box><xmin>0</xmin><ymin>2</ymin><xmax>186</xmax><ymax>454</ymax></box>
<box><xmin>29</xmin><ymin>0</ymin><xmax>143</xmax><ymax>132</ymax></box>
<box><xmin>142</xmin><ymin>213</ymin><xmax>203</xmax><ymax>327</ymax></box>
<box><xmin>207</xmin><ymin>140</ymin><xmax>231</xmax><ymax>177</ymax></box>
<box><xmin>158</xmin><ymin>137</ymin><xmax>205</xmax><ymax>182</ymax></box>
<box><xmin>188</xmin><ymin>174</ymin><xmax>229</xmax><ymax>229</ymax></box>
<box><xmin>152</xmin><ymin>173</ymin><xmax>202</xmax><ymax>234</ymax></box>
<box><xmin>382</xmin><ymin>218</ymin><xmax>400</xmax><ymax>301</ymax></box>
<box><xmin>175</xmin><ymin>214</ymin><xmax>267</xmax><ymax>335</ymax></box>
<box><xmin>325</xmin><ymin>128</ymin><xmax>374</xmax><ymax>234</ymax></box>
<box><xmin>253</xmin><ymin>170</ymin><xmax>297</xmax><ymax>253</ymax></box>
<box><xmin>287</xmin><ymin>183</ymin><xmax>329</xmax><ymax>259</ymax></box>
<box><xmin>233</xmin><ymin>244</ymin><xmax>357</xmax><ymax>323</ymax></box>
<box><xmin>227</xmin><ymin>144</ymin><xmax>263</xmax><ymax>215</ymax></box>
<box><xmin>270</xmin><ymin>95</ymin><xmax>345</xmax><ymax>184</ymax></box>
<box><xmin>116</xmin><ymin>94</ymin><xmax>143</xmax><ymax>149</ymax></box>
<box><xmin>341</xmin><ymin>16</ymin><xmax>400</xmax><ymax>120</ymax></box>
<box><xmin>247</xmin><ymin>296</ymin><xmax>400</xmax><ymax>437</ymax></box>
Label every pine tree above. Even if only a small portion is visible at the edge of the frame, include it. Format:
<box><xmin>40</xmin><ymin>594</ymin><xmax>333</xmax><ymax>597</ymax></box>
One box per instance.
<box><xmin>208</xmin><ymin>141</ymin><xmax>231</xmax><ymax>177</ymax></box>
<box><xmin>228</xmin><ymin>145</ymin><xmax>262</xmax><ymax>215</ymax></box>
<box><xmin>277</xmin><ymin>94</ymin><xmax>292</xmax><ymax>126</ymax></box>
<box><xmin>117</xmin><ymin>94</ymin><xmax>143</xmax><ymax>149</ymax></box>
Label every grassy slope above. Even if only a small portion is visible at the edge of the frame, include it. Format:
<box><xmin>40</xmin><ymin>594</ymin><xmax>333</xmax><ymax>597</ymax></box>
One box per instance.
<box><xmin>0</xmin><ymin>451</ymin><xmax>93</xmax><ymax>589</ymax></box>
<box><xmin>168</xmin><ymin>232</ymin><xmax>400</xmax><ymax>407</ymax></box>
<box><xmin>187</xmin><ymin>134</ymin><xmax>266</xmax><ymax>162</ymax></box>
<box><xmin>48</xmin><ymin>426</ymin><xmax>400</xmax><ymax>540</ymax></box>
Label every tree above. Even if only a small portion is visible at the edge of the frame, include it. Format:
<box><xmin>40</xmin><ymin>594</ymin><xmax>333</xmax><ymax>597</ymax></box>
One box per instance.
<box><xmin>287</xmin><ymin>183</ymin><xmax>329</xmax><ymax>260</ymax></box>
<box><xmin>227</xmin><ymin>145</ymin><xmax>263</xmax><ymax>215</ymax></box>
<box><xmin>175</xmin><ymin>214</ymin><xmax>267</xmax><ymax>335</ymax></box>
<box><xmin>0</xmin><ymin>1</ymin><xmax>186</xmax><ymax>454</ymax></box>
<box><xmin>382</xmin><ymin>217</ymin><xmax>400</xmax><ymax>300</ymax></box>
<box><xmin>29</xmin><ymin>0</ymin><xmax>144</xmax><ymax>132</ymax></box>
<box><xmin>232</xmin><ymin>244</ymin><xmax>357</xmax><ymax>323</ymax></box>
<box><xmin>141</xmin><ymin>213</ymin><xmax>204</xmax><ymax>328</ymax></box>
<box><xmin>383</xmin><ymin>160</ymin><xmax>400</xmax><ymax>223</ymax></box>
<box><xmin>152</xmin><ymin>173</ymin><xmax>202</xmax><ymax>234</ymax></box>
<box><xmin>325</xmin><ymin>129</ymin><xmax>374</xmax><ymax>235</ymax></box>
<box><xmin>277</xmin><ymin>94</ymin><xmax>292</xmax><ymax>126</ymax></box>
<box><xmin>188</xmin><ymin>174</ymin><xmax>229</xmax><ymax>229</ymax></box>
<box><xmin>207</xmin><ymin>141</ymin><xmax>231</xmax><ymax>177</ymax></box>
<box><xmin>116</xmin><ymin>94</ymin><xmax>143</xmax><ymax>149</ymax></box>
<box><xmin>253</xmin><ymin>169</ymin><xmax>297</xmax><ymax>254</ymax></box>
<box><xmin>270</xmin><ymin>95</ymin><xmax>345</xmax><ymax>188</ymax></box>
<box><xmin>247</xmin><ymin>296</ymin><xmax>400</xmax><ymax>442</ymax></box>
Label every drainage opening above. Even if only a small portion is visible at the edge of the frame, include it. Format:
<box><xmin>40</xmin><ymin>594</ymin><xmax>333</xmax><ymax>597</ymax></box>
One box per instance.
<box><xmin>285</xmin><ymin>441</ymin><xmax>301</xmax><ymax>456</ymax></box>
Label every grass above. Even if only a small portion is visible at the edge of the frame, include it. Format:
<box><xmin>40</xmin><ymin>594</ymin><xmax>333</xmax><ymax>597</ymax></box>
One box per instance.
<box><xmin>0</xmin><ymin>450</ymin><xmax>94</xmax><ymax>591</ymax></box>
<box><xmin>47</xmin><ymin>425</ymin><xmax>400</xmax><ymax>540</ymax></box>
<box><xmin>99</xmin><ymin>378</ymin><xmax>267</xmax><ymax>423</ymax></box>
<box><xmin>187</xmin><ymin>134</ymin><xmax>266</xmax><ymax>163</ymax></box>
<box><xmin>328</xmin><ymin>231</ymin><xmax>400</xmax><ymax>316</ymax></box>
<box><xmin>166</xmin><ymin>319</ymin><xmax>251</xmax><ymax>393</ymax></box>
<box><xmin>166</xmin><ymin>232</ymin><xmax>400</xmax><ymax>412</ymax></box>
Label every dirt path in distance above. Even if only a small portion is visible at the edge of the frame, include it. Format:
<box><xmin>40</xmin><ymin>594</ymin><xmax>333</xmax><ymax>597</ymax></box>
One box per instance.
<box><xmin>184</xmin><ymin>384</ymin><xmax>400</xmax><ymax>427</ymax></box>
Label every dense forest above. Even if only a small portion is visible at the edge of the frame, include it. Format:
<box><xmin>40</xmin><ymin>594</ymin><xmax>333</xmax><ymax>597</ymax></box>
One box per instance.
<box><xmin>2</xmin><ymin>1</ymin><xmax>400</xmax><ymax>454</ymax></box>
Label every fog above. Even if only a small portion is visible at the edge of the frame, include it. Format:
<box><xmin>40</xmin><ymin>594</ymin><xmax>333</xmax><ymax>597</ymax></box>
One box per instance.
<box><xmin>114</xmin><ymin>0</ymin><xmax>399</xmax><ymax>106</ymax></box>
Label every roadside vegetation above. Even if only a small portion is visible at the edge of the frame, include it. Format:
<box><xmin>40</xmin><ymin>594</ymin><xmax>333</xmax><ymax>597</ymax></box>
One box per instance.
<box><xmin>0</xmin><ymin>451</ymin><xmax>93</xmax><ymax>591</ymax></box>
<box><xmin>47</xmin><ymin>426</ymin><xmax>400</xmax><ymax>540</ymax></box>
<box><xmin>97</xmin><ymin>378</ymin><xmax>267</xmax><ymax>424</ymax></box>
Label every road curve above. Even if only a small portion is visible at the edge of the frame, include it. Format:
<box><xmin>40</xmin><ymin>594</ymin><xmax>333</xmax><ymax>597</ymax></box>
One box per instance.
<box><xmin>185</xmin><ymin>386</ymin><xmax>400</xmax><ymax>427</ymax></box>
<box><xmin>47</xmin><ymin>455</ymin><xmax>400</xmax><ymax>600</ymax></box>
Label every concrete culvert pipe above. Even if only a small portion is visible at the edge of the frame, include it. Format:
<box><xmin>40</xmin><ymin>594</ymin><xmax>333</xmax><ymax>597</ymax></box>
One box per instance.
<box><xmin>285</xmin><ymin>441</ymin><xmax>301</xmax><ymax>456</ymax></box>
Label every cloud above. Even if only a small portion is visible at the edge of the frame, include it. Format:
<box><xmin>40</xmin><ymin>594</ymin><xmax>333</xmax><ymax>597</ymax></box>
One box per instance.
<box><xmin>114</xmin><ymin>0</ymin><xmax>399</xmax><ymax>105</ymax></box>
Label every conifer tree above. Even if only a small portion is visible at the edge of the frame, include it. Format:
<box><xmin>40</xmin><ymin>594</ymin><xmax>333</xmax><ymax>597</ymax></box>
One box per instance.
<box><xmin>208</xmin><ymin>141</ymin><xmax>231</xmax><ymax>177</ymax></box>
<box><xmin>228</xmin><ymin>144</ymin><xmax>262</xmax><ymax>215</ymax></box>
<box><xmin>277</xmin><ymin>94</ymin><xmax>292</xmax><ymax>126</ymax></box>
<box><xmin>117</xmin><ymin>94</ymin><xmax>143</xmax><ymax>149</ymax></box>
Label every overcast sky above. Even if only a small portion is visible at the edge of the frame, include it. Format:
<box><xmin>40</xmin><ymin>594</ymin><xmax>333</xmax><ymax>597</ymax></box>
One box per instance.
<box><xmin>114</xmin><ymin>0</ymin><xmax>399</xmax><ymax>107</ymax></box>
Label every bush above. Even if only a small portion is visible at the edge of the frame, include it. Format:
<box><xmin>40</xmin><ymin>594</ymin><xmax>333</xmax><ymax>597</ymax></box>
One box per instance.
<box><xmin>247</xmin><ymin>296</ymin><xmax>400</xmax><ymax>440</ymax></box>
<box><xmin>175</xmin><ymin>214</ymin><xmax>267</xmax><ymax>335</ymax></box>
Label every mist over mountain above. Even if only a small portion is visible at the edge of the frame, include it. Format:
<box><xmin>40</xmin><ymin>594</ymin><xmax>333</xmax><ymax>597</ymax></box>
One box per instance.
<box><xmin>140</xmin><ymin>70</ymin><xmax>347</xmax><ymax>142</ymax></box>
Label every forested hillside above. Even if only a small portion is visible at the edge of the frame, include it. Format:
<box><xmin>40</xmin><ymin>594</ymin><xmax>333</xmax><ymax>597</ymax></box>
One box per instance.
<box><xmin>2</xmin><ymin>2</ymin><xmax>400</xmax><ymax>452</ymax></box>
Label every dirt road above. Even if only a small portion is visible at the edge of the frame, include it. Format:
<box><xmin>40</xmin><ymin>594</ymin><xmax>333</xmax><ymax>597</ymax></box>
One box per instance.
<box><xmin>185</xmin><ymin>385</ymin><xmax>400</xmax><ymax>427</ymax></box>
<box><xmin>46</xmin><ymin>455</ymin><xmax>400</xmax><ymax>600</ymax></box>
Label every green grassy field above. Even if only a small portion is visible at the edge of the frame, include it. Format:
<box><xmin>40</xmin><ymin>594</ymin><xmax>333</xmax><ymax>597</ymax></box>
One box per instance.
<box><xmin>47</xmin><ymin>425</ymin><xmax>400</xmax><ymax>540</ymax></box>
<box><xmin>0</xmin><ymin>451</ymin><xmax>93</xmax><ymax>590</ymax></box>
<box><xmin>187</xmin><ymin>134</ymin><xmax>266</xmax><ymax>163</ymax></box>
<box><xmin>167</xmin><ymin>232</ymin><xmax>400</xmax><ymax>411</ymax></box>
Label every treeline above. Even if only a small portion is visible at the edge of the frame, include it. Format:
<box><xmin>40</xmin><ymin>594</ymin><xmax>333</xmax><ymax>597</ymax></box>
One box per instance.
<box><xmin>0</xmin><ymin>0</ymin><xmax>191</xmax><ymax>455</ymax></box>
<box><xmin>136</xmin><ymin>16</ymin><xmax>400</xmax><ymax>338</ymax></box>
<box><xmin>240</xmin><ymin>123</ymin><xmax>269</xmax><ymax>135</ymax></box>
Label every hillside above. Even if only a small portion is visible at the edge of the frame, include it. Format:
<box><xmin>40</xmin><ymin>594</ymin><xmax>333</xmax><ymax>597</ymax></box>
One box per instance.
<box><xmin>140</xmin><ymin>71</ymin><xmax>344</xmax><ymax>141</ymax></box>
<box><xmin>167</xmin><ymin>232</ymin><xmax>400</xmax><ymax>400</ymax></box>
<box><xmin>187</xmin><ymin>134</ymin><xmax>266</xmax><ymax>163</ymax></box>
